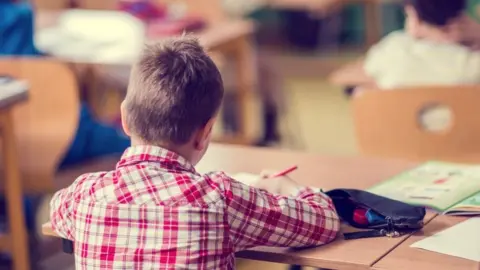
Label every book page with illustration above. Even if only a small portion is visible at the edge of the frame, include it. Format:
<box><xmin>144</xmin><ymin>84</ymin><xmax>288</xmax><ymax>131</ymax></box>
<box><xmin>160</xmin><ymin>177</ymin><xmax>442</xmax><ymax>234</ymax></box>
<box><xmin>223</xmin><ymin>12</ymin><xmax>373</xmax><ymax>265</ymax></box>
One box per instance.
<box><xmin>368</xmin><ymin>162</ymin><xmax>480</xmax><ymax>212</ymax></box>
<box><xmin>444</xmin><ymin>192</ymin><xmax>480</xmax><ymax>215</ymax></box>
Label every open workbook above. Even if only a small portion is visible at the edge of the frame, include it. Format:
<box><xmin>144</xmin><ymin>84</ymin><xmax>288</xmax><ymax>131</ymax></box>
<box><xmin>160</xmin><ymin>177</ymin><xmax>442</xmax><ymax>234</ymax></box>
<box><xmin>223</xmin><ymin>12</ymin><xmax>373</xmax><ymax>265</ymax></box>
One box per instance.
<box><xmin>368</xmin><ymin>161</ymin><xmax>480</xmax><ymax>216</ymax></box>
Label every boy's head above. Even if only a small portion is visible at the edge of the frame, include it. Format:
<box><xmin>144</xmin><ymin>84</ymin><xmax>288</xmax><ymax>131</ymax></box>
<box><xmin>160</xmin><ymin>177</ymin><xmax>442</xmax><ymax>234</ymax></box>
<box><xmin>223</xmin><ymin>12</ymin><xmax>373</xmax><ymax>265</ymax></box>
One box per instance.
<box><xmin>404</xmin><ymin>0</ymin><xmax>466</xmax><ymax>40</ymax></box>
<box><xmin>121</xmin><ymin>36</ymin><xmax>224</xmax><ymax>165</ymax></box>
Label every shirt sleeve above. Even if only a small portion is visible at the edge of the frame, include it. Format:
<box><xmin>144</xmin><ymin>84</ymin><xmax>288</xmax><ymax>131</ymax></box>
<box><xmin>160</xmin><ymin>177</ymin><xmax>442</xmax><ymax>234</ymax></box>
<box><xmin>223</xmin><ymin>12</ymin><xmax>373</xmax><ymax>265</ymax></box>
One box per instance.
<box><xmin>49</xmin><ymin>173</ymin><xmax>97</xmax><ymax>240</ymax></box>
<box><xmin>219</xmin><ymin>174</ymin><xmax>340</xmax><ymax>250</ymax></box>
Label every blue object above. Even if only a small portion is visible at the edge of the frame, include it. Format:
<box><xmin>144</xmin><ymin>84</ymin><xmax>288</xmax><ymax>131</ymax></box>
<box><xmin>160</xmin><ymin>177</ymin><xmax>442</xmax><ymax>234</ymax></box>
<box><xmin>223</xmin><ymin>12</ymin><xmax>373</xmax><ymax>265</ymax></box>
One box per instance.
<box><xmin>59</xmin><ymin>103</ymin><xmax>130</xmax><ymax>168</ymax></box>
<box><xmin>0</xmin><ymin>2</ymin><xmax>42</xmax><ymax>56</ymax></box>
<box><xmin>366</xmin><ymin>209</ymin><xmax>386</xmax><ymax>225</ymax></box>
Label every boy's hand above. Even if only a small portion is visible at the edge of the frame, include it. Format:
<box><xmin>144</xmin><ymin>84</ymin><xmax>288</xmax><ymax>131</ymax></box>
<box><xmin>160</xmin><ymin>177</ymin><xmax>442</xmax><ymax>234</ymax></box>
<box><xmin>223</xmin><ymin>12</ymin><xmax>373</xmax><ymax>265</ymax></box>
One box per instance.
<box><xmin>255</xmin><ymin>170</ymin><xmax>301</xmax><ymax>196</ymax></box>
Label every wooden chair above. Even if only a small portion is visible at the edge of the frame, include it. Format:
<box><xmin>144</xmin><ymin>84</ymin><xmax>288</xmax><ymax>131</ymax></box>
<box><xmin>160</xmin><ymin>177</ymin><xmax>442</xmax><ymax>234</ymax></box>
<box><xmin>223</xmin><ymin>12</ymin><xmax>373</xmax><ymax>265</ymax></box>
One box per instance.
<box><xmin>352</xmin><ymin>85</ymin><xmax>480</xmax><ymax>162</ymax></box>
<box><xmin>0</xmin><ymin>58</ymin><xmax>120</xmax><ymax>193</ymax></box>
<box><xmin>0</xmin><ymin>58</ymin><xmax>121</xmax><ymax>266</ymax></box>
<box><xmin>0</xmin><ymin>58</ymin><xmax>79</xmax><ymax>194</ymax></box>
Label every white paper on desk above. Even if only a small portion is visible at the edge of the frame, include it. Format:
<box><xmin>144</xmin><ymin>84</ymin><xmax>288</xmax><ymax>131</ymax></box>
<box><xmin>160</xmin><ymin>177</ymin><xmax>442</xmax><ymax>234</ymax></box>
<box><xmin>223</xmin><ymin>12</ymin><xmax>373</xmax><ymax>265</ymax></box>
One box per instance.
<box><xmin>36</xmin><ymin>10</ymin><xmax>145</xmax><ymax>65</ymax></box>
<box><xmin>411</xmin><ymin>218</ymin><xmax>480</xmax><ymax>262</ymax></box>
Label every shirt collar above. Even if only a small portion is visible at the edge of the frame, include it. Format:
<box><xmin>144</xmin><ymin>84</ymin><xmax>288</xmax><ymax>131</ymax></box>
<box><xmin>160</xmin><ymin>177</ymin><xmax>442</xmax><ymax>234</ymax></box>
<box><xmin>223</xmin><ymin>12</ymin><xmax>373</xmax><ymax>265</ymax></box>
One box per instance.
<box><xmin>116</xmin><ymin>145</ymin><xmax>196</xmax><ymax>173</ymax></box>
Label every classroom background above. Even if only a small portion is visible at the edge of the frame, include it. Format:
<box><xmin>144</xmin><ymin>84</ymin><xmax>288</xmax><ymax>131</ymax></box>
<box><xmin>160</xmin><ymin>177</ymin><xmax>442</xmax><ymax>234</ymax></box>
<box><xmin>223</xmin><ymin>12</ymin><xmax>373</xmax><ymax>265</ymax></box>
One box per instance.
<box><xmin>1</xmin><ymin>0</ymin><xmax>480</xmax><ymax>269</ymax></box>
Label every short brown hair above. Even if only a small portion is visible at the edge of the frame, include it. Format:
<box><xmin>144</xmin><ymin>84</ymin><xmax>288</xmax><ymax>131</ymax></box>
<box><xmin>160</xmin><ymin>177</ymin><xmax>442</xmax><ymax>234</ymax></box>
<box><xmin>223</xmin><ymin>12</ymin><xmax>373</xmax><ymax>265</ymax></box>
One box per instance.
<box><xmin>404</xmin><ymin>0</ymin><xmax>465</xmax><ymax>26</ymax></box>
<box><xmin>125</xmin><ymin>36</ymin><xmax>224</xmax><ymax>145</ymax></box>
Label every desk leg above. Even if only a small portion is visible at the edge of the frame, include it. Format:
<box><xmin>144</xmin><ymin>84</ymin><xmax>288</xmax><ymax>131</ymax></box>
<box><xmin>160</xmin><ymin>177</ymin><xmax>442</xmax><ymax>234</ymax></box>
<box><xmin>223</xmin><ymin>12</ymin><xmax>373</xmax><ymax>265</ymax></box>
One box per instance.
<box><xmin>363</xmin><ymin>1</ymin><xmax>381</xmax><ymax>48</ymax></box>
<box><xmin>0</xmin><ymin>111</ymin><xmax>30</xmax><ymax>270</ymax></box>
<box><xmin>231</xmin><ymin>35</ymin><xmax>256</xmax><ymax>144</ymax></box>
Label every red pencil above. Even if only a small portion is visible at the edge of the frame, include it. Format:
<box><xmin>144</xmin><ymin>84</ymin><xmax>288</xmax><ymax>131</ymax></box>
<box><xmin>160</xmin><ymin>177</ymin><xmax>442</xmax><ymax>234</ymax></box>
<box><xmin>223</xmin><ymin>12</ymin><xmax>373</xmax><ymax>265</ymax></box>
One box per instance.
<box><xmin>270</xmin><ymin>165</ymin><xmax>298</xmax><ymax>178</ymax></box>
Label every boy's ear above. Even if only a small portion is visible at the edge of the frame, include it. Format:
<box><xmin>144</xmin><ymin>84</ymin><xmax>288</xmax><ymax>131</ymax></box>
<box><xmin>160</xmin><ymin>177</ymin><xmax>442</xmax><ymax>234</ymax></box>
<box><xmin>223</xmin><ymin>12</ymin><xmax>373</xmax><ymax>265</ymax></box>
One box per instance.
<box><xmin>120</xmin><ymin>101</ymin><xmax>132</xmax><ymax>137</ymax></box>
<box><xmin>194</xmin><ymin>117</ymin><xmax>216</xmax><ymax>151</ymax></box>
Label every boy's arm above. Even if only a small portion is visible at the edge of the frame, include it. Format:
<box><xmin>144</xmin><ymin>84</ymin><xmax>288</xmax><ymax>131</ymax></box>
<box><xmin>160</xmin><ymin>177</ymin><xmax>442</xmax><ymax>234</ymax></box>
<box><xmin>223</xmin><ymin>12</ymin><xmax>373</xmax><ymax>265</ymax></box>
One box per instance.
<box><xmin>220</xmin><ymin>175</ymin><xmax>340</xmax><ymax>250</ymax></box>
<box><xmin>329</xmin><ymin>58</ymin><xmax>377</xmax><ymax>88</ymax></box>
<box><xmin>49</xmin><ymin>173</ymin><xmax>97</xmax><ymax>240</ymax></box>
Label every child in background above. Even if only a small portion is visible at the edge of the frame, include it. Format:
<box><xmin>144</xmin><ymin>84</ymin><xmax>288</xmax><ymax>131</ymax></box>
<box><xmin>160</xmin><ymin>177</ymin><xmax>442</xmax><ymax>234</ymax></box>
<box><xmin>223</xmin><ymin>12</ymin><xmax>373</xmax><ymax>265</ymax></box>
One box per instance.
<box><xmin>363</xmin><ymin>0</ymin><xmax>480</xmax><ymax>89</ymax></box>
<box><xmin>50</xmin><ymin>36</ymin><xmax>339</xmax><ymax>269</ymax></box>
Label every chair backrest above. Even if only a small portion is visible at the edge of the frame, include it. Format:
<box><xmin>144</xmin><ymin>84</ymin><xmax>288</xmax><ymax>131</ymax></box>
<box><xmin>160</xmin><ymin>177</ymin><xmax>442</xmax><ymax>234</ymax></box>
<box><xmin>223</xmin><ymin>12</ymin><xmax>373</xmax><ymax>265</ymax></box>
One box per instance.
<box><xmin>0</xmin><ymin>58</ymin><xmax>80</xmax><ymax>193</ymax></box>
<box><xmin>352</xmin><ymin>85</ymin><xmax>480</xmax><ymax>162</ymax></box>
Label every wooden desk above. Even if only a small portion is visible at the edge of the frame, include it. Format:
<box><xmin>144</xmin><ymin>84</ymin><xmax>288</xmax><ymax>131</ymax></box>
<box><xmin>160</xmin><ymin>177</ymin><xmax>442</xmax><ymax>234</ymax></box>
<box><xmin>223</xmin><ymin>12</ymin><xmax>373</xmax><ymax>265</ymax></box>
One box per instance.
<box><xmin>373</xmin><ymin>215</ymin><xmax>479</xmax><ymax>270</ymax></box>
<box><xmin>36</xmin><ymin>11</ymin><xmax>257</xmax><ymax>145</ymax></box>
<box><xmin>43</xmin><ymin>144</ymin><xmax>425</xmax><ymax>269</ymax></box>
<box><xmin>0</xmin><ymin>83</ymin><xmax>30</xmax><ymax>270</ymax></box>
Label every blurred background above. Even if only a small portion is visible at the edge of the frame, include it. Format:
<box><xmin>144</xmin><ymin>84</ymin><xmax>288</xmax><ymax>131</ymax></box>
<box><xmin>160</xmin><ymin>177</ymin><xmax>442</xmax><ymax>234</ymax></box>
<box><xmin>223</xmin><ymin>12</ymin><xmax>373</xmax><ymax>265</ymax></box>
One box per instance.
<box><xmin>1</xmin><ymin>0</ymin><xmax>480</xmax><ymax>269</ymax></box>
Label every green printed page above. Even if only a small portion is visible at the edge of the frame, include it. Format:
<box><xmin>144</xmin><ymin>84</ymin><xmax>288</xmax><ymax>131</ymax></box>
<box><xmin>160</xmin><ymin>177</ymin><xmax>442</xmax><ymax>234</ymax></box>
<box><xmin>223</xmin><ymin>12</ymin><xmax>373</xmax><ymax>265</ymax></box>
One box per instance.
<box><xmin>368</xmin><ymin>162</ymin><xmax>480</xmax><ymax>212</ymax></box>
<box><xmin>444</xmin><ymin>192</ymin><xmax>480</xmax><ymax>215</ymax></box>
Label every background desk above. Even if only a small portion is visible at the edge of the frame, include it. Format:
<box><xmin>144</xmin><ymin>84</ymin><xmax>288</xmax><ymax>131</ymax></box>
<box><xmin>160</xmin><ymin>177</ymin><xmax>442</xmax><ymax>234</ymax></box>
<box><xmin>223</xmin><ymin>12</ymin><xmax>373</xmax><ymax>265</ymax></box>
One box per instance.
<box><xmin>43</xmin><ymin>144</ymin><xmax>424</xmax><ymax>269</ymax></box>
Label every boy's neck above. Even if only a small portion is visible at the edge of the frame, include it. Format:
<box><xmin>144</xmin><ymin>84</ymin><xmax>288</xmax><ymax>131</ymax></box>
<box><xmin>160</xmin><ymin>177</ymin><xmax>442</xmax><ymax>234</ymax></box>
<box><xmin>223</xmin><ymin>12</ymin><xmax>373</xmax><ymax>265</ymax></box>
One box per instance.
<box><xmin>411</xmin><ymin>24</ymin><xmax>459</xmax><ymax>44</ymax></box>
<box><xmin>130</xmin><ymin>136</ymin><xmax>195</xmax><ymax>164</ymax></box>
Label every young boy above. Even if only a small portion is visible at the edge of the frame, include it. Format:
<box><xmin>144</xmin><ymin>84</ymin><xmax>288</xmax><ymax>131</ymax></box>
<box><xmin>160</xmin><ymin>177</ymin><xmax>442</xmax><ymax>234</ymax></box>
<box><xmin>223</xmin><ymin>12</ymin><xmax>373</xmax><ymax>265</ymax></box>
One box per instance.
<box><xmin>50</xmin><ymin>36</ymin><xmax>340</xmax><ymax>269</ymax></box>
<box><xmin>363</xmin><ymin>0</ymin><xmax>480</xmax><ymax>89</ymax></box>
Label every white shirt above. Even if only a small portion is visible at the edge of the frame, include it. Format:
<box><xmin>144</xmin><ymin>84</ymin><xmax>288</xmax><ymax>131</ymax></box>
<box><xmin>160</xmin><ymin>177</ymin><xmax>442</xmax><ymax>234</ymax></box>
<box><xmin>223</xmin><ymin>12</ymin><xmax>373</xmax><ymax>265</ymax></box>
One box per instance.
<box><xmin>364</xmin><ymin>30</ymin><xmax>480</xmax><ymax>89</ymax></box>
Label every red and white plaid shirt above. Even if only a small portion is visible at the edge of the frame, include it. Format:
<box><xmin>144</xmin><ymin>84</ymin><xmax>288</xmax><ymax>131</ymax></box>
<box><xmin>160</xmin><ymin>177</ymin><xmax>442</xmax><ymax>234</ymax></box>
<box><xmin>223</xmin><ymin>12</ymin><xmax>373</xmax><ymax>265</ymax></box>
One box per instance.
<box><xmin>50</xmin><ymin>145</ymin><xmax>339</xmax><ymax>269</ymax></box>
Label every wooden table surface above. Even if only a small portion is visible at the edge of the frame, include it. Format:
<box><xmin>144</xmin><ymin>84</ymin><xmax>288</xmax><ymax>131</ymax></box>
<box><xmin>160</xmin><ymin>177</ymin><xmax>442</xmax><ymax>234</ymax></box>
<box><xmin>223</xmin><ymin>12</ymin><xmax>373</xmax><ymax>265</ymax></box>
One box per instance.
<box><xmin>43</xmin><ymin>144</ymin><xmax>426</xmax><ymax>269</ymax></box>
<box><xmin>237</xmin><ymin>214</ymin><xmax>436</xmax><ymax>270</ymax></box>
<box><xmin>372</xmin><ymin>215</ymin><xmax>479</xmax><ymax>270</ymax></box>
<box><xmin>198</xmin><ymin>145</ymin><xmax>418</xmax><ymax>190</ymax></box>
<box><xmin>180</xmin><ymin>145</ymin><xmax>425</xmax><ymax>269</ymax></box>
